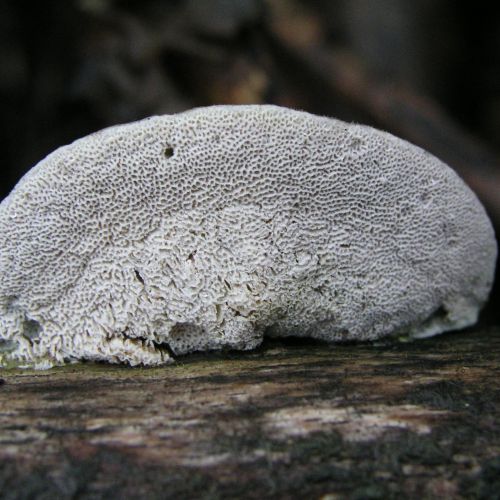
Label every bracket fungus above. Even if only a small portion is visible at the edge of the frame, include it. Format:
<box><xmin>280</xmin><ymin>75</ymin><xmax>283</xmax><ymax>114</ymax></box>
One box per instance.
<box><xmin>0</xmin><ymin>105</ymin><xmax>497</xmax><ymax>368</ymax></box>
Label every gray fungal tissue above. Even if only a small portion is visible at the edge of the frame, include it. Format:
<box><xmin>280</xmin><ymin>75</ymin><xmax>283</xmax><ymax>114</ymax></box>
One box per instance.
<box><xmin>0</xmin><ymin>105</ymin><xmax>497</xmax><ymax>368</ymax></box>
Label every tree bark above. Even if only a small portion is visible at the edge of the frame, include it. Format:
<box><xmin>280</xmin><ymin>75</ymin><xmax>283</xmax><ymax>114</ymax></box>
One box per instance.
<box><xmin>1</xmin><ymin>326</ymin><xmax>499</xmax><ymax>499</ymax></box>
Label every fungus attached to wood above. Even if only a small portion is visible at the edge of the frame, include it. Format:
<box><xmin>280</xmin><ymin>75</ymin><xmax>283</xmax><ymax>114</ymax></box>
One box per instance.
<box><xmin>0</xmin><ymin>105</ymin><xmax>496</xmax><ymax>368</ymax></box>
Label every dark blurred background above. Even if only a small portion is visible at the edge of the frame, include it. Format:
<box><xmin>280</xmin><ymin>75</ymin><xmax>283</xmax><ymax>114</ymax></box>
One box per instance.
<box><xmin>1</xmin><ymin>0</ymin><xmax>499</xmax><ymax>317</ymax></box>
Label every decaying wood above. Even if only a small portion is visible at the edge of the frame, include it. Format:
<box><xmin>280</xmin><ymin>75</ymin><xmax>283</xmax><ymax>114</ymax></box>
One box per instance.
<box><xmin>1</xmin><ymin>326</ymin><xmax>499</xmax><ymax>499</ymax></box>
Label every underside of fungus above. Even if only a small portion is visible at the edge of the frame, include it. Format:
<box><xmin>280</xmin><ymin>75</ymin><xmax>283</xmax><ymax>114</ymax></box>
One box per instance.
<box><xmin>0</xmin><ymin>105</ymin><xmax>497</xmax><ymax>368</ymax></box>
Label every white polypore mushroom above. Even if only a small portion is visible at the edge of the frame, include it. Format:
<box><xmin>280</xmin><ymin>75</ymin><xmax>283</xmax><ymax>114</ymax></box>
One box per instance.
<box><xmin>0</xmin><ymin>105</ymin><xmax>497</xmax><ymax>368</ymax></box>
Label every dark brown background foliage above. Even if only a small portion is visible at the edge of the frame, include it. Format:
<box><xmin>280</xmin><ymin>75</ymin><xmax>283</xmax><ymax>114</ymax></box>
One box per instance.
<box><xmin>1</xmin><ymin>0</ymin><xmax>499</xmax><ymax>314</ymax></box>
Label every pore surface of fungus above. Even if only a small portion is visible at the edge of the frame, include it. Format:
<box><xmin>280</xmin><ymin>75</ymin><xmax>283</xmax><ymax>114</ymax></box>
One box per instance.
<box><xmin>0</xmin><ymin>105</ymin><xmax>497</xmax><ymax>368</ymax></box>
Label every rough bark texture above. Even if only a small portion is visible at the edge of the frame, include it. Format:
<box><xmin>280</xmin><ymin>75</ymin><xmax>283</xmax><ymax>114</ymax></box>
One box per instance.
<box><xmin>1</xmin><ymin>326</ymin><xmax>499</xmax><ymax>499</ymax></box>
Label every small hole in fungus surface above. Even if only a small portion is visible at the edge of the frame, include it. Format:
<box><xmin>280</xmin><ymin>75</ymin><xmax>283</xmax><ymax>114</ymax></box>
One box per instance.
<box><xmin>22</xmin><ymin>318</ymin><xmax>42</xmax><ymax>341</ymax></box>
<box><xmin>164</xmin><ymin>146</ymin><xmax>174</xmax><ymax>158</ymax></box>
<box><xmin>5</xmin><ymin>295</ymin><xmax>19</xmax><ymax>310</ymax></box>
<box><xmin>0</xmin><ymin>339</ymin><xmax>18</xmax><ymax>353</ymax></box>
<box><xmin>431</xmin><ymin>305</ymin><xmax>448</xmax><ymax>321</ymax></box>
<box><xmin>134</xmin><ymin>269</ymin><xmax>145</xmax><ymax>285</ymax></box>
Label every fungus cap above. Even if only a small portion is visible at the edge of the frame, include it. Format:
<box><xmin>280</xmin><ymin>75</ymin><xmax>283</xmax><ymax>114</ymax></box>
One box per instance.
<box><xmin>0</xmin><ymin>105</ymin><xmax>496</xmax><ymax>368</ymax></box>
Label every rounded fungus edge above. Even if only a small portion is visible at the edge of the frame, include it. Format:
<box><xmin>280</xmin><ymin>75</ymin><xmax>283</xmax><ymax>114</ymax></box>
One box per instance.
<box><xmin>0</xmin><ymin>105</ymin><xmax>496</xmax><ymax>368</ymax></box>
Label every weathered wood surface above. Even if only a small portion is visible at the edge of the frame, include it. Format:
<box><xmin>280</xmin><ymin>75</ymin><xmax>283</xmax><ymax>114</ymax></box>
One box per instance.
<box><xmin>1</xmin><ymin>326</ymin><xmax>499</xmax><ymax>499</ymax></box>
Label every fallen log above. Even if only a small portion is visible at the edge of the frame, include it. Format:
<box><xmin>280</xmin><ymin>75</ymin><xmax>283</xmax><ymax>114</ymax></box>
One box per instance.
<box><xmin>1</xmin><ymin>326</ymin><xmax>499</xmax><ymax>498</ymax></box>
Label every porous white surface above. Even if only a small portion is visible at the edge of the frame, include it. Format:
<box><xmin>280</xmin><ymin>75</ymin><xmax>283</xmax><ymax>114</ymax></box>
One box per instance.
<box><xmin>0</xmin><ymin>105</ymin><xmax>497</xmax><ymax>368</ymax></box>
